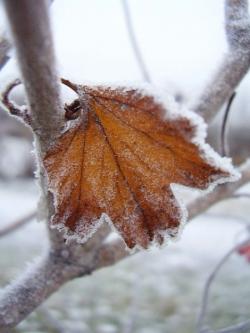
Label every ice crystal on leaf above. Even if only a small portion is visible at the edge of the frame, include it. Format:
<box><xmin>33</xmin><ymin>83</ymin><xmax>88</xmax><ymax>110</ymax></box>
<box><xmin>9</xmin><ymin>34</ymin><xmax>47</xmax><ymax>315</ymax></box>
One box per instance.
<box><xmin>43</xmin><ymin>81</ymin><xmax>238</xmax><ymax>249</ymax></box>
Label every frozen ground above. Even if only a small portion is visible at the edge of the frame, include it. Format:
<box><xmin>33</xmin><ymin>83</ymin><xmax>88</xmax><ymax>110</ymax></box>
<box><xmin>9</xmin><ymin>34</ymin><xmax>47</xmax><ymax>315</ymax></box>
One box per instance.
<box><xmin>0</xmin><ymin>179</ymin><xmax>250</xmax><ymax>333</ymax></box>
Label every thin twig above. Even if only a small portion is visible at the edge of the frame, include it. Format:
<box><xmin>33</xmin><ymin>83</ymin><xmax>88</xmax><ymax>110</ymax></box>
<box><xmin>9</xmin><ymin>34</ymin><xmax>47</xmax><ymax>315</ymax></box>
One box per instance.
<box><xmin>206</xmin><ymin>319</ymin><xmax>250</xmax><ymax>333</ymax></box>
<box><xmin>196</xmin><ymin>237</ymin><xmax>250</xmax><ymax>333</ymax></box>
<box><xmin>0</xmin><ymin>211</ymin><xmax>36</xmax><ymax>238</ymax></box>
<box><xmin>37</xmin><ymin>306</ymin><xmax>81</xmax><ymax>333</ymax></box>
<box><xmin>121</xmin><ymin>0</ymin><xmax>151</xmax><ymax>82</ymax></box>
<box><xmin>0</xmin><ymin>1</ymin><xmax>55</xmax><ymax>74</ymax></box>
<box><xmin>0</xmin><ymin>159</ymin><xmax>249</xmax><ymax>330</ymax></box>
<box><xmin>188</xmin><ymin>160</ymin><xmax>250</xmax><ymax>220</ymax></box>
<box><xmin>1</xmin><ymin>79</ymin><xmax>31</xmax><ymax>124</ymax></box>
<box><xmin>193</xmin><ymin>0</ymin><xmax>250</xmax><ymax>122</ymax></box>
<box><xmin>204</xmin><ymin>212</ymin><xmax>250</xmax><ymax>227</ymax></box>
<box><xmin>229</xmin><ymin>193</ymin><xmax>250</xmax><ymax>199</ymax></box>
<box><xmin>3</xmin><ymin>0</ymin><xmax>64</xmax><ymax>147</ymax></box>
<box><xmin>0</xmin><ymin>0</ymin><xmax>250</xmax><ymax>329</ymax></box>
<box><xmin>97</xmin><ymin>160</ymin><xmax>250</xmax><ymax>271</ymax></box>
<box><xmin>220</xmin><ymin>92</ymin><xmax>236</xmax><ymax>157</ymax></box>
<box><xmin>0</xmin><ymin>36</ymin><xmax>11</xmax><ymax>71</ymax></box>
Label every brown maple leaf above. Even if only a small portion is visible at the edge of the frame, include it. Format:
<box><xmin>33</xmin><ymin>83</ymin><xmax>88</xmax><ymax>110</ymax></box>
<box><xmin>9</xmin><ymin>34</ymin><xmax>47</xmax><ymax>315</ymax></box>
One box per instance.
<box><xmin>43</xmin><ymin>79</ymin><xmax>233</xmax><ymax>249</ymax></box>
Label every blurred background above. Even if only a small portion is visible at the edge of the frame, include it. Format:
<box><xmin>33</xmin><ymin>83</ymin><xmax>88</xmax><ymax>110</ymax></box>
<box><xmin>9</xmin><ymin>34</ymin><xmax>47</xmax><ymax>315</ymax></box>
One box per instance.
<box><xmin>0</xmin><ymin>1</ymin><xmax>249</xmax><ymax>332</ymax></box>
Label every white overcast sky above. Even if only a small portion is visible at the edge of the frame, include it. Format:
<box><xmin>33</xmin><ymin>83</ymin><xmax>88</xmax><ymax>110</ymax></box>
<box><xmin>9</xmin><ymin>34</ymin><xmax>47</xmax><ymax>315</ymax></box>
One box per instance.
<box><xmin>1</xmin><ymin>0</ymin><xmax>250</xmax><ymax>105</ymax></box>
<box><xmin>51</xmin><ymin>0</ymin><xmax>227</xmax><ymax>96</ymax></box>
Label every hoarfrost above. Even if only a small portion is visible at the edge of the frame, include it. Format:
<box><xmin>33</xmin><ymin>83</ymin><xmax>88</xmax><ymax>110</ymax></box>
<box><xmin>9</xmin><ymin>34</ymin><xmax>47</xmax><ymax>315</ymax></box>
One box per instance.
<box><xmin>50</xmin><ymin>81</ymin><xmax>240</xmax><ymax>250</ymax></box>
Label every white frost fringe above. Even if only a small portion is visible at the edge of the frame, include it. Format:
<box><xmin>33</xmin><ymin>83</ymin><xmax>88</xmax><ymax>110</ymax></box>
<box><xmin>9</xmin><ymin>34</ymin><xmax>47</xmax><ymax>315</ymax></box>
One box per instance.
<box><xmin>48</xmin><ymin>82</ymin><xmax>241</xmax><ymax>252</ymax></box>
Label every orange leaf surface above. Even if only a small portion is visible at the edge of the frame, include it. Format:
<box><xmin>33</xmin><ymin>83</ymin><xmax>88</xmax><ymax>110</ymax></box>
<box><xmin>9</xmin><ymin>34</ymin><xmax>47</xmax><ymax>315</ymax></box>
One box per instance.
<box><xmin>44</xmin><ymin>82</ymin><xmax>233</xmax><ymax>249</ymax></box>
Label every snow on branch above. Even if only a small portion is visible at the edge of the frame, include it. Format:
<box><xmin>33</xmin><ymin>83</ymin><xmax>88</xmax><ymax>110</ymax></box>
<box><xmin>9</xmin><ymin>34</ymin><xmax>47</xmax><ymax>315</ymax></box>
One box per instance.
<box><xmin>0</xmin><ymin>161</ymin><xmax>249</xmax><ymax>329</ymax></box>
<box><xmin>188</xmin><ymin>160</ymin><xmax>250</xmax><ymax>220</ymax></box>
<box><xmin>95</xmin><ymin>160</ymin><xmax>250</xmax><ymax>272</ymax></box>
<box><xmin>3</xmin><ymin>0</ymin><xmax>64</xmax><ymax>146</ymax></box>
<box><xmin>0</xmin><ymin>251</ymin><xmax>74</xmax><ymax>329</ymax></box>
<box><xmin>0</xmin><ymin>35</ymin><xmax>11</xmax><ymax>70</ymax></box>
<box><xmin>193</xmin><ymin>0</ymin><xmax>250</xmax><ymax>122</ymax></box>
<box><xmin>0</xmin><ymin>233</ymin><xmax>127</xmax><ymax>329</ymax></box>
<box><xmin>0</xmin><ymin>0</ymin><xmax>250</xmax><ymax>331</ymax></box>
<box><xmin>0</xmin><ymin>211</ymin><xmax>35</xmax><ymax>238</ymax></box>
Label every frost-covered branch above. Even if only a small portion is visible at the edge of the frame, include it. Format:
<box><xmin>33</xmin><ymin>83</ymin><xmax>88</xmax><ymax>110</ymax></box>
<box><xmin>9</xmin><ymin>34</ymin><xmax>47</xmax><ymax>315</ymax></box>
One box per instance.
<box><xmin>205</xmin><ymin>320</ymin><xmax>250</xmax><ymax>333</ymax></box>
<box><xmin>3</xmin><ymin>0</ymin><xmax>64</xmax><ymax>146</ymax></box>
<box><xmin>188</xmin><ymin>160</ymin><xmax>250</xmax><ymax>219</ymax></box>
<box><xmin>98</xmin><ymin>160</ymin><xmax>250</xmax><ymax>267</ymax></box>
<box><xmin>1</xmin><ymin>159</ymin><xmax>248</xmax><ymax>330</ymax></box>
<box><xmin>0</xmin><ymin>251</ymin><xmax>76</xmax><ymax>330</ymax></box>
<box><xmin>0</xmin><ymin>35</ymin><xmax>11</xmax><ymax>70</ymax></box>
<box><xmin>0</xmin><ymin>233</ymin><xmax>127</xmax><ymax>329</ymax></box>
<box><xmin>0</xmin><ymin>2</ymin><xmax>113</xmax><ymax>330</ymax></box>
<box><xmin>220</xmin><ymin>92</ymin><xmax>236</xmax><ymax>157</ymax></box>
<box><xmin>196</xmin><ymin>237</ymin><xmax>250</xmax><ymax>333</ymax></box>
<box><xmin>193</xmin><ymin>0</ymin><xmax>250</xmax><ymax>122</ymax></box>
<box><xmin>1</xmin><ymin>0</ymin><xmax>250</xmax><ymax>330</ymax></box>
<box><xmin>0</xmin><ymin>35</ymin><xmax>11</xmax><ymax>117</ymax></box>
<box><xmin>121</xmin><ymin>0</ymin><xmax>151</xmax><ymax>82</ymax></box>
<box><xmin>0</xmin><ymin>211</ymin><xmax>35</xmax><ymax>238</ymax></box>
<box><xmin>230</xmin><ymin>192</ymin><xmax>250</xmax><ymax>199</ymax></box>
<box><xmin>86</xmin><ymin>160</ymin><xmax>250</xmax><ymax>280</ymax></box>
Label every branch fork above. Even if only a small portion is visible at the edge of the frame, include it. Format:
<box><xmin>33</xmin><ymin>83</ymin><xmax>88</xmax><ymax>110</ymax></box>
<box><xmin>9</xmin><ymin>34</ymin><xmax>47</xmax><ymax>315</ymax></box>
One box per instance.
<box><xmin>0</xmin><ymin>0</ymin><xmax>250</xmax><ymax>330</ymax></box>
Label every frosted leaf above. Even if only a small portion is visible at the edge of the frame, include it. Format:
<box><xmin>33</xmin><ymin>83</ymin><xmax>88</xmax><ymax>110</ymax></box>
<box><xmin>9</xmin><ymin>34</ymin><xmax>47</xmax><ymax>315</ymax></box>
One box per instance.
<box><xmin>43</xmin><ymin>81</ymin><xmax>239</xmax><ymax>250</ymax></box>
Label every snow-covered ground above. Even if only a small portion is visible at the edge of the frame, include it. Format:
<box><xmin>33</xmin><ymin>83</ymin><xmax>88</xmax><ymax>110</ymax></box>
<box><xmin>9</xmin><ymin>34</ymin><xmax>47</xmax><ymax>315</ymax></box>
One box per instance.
<box><xmin>0</xmin><ymin>180</ymin><xmax>250</xmax><ymax>333</ymax></box>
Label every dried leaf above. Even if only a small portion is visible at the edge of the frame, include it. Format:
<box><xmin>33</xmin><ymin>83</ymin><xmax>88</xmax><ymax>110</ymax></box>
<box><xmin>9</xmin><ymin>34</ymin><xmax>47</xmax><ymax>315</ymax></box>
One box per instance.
<box><xmin>44</xmin><ymin>83</ymin><xmax>233</xmax><ymax>249</ymax></box>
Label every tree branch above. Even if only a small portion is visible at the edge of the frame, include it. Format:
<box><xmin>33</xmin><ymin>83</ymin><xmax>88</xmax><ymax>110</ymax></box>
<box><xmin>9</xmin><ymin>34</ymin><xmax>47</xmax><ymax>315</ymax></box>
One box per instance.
<box><xmin>205</xmin><ymin>319</ymin><xmax>250</xmax><ymax>333</ymax></box>
<box><xmin>0</xmin><ymin>155</ymin><xmax>249</xmax><ymax>329</ymax></box>
<box><xmin>229</xmin><ymin>193</ymin><xmax>250</xmax><ymax>199</ymax></box>
<box><xmin>0</xmin><ymin>251</ymin><xmax>76</xmax><ymax>330</ymax></box>
<box><xmin>0</xmin><ymin>163</ymin><xmax>249</xmax><ymax>330</ymax></box>
<box><xmin>0</xmin><ymin>0</ymin><xmax>250</xmax><ymax>330</ymax></box>
<box><xmin>220</xmin><ymin>92</ymin><xmax>236</xmax><ymax>157</ymax></box>
<box><xmin>121</xmin><ymin>0</ymin><xmax>151</xmax><ymax>82</ymax></box>
<box><xmin>95</xmin><ymin>160</ymin><xmax>250</xmax><ymax>272</ymax></box>
<box><xmin>188</xmin><ymin>160</ymin><xmax>250</xmax><ymax>219</ymax></box>
<box><xmin>0</xmin><ymin>211</ymin><xmax>35</xmax><ymax>238</ymax></box>
<box><xmin>0</xmin><ymin>234</ymin><xmax>127</xmax><ymax>330</ymax></box>
<box><xmin>0</xmin><ymin>1</ymin><xmax>115</xmax><ymax>330</ymax></box>
<box><xmin>196</xmin><ymin>237</ymin><xmax>250</xmax><ymax>333</ymax></box>
<box><xmin>3</xmin><ymin>0</ymin><xmax>64</xmax><ymax>146</ymax></box>
<box><xmin>0</xmin><ymin>35</ymin><xmax>11</xmax><ymax>71</ymax></box>
<box><xmin>193</xmin><ymin>0</ymin><xmax>250</xmax><ymax>122</ymax></box>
